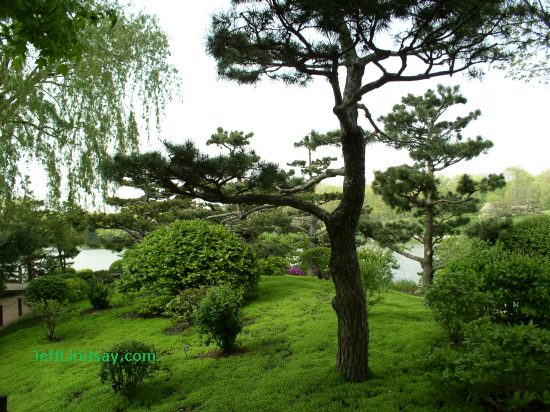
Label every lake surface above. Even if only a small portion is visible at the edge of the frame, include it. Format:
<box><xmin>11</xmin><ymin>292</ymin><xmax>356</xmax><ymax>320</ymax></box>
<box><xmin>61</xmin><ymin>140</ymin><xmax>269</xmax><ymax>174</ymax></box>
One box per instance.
<box><xmin>391</xmin><ymin>244</ymin><xmax>423</xmax><ymax>282</ymax></box>
<box><xmin>71</xmin><ymin>245</ymin><xmax>423</xmax><ymax>281</ymax></box>
<box><xmin>72</xmin><ymin>248</ymin><xmax>123</xmax><ymax>271</ymax></box>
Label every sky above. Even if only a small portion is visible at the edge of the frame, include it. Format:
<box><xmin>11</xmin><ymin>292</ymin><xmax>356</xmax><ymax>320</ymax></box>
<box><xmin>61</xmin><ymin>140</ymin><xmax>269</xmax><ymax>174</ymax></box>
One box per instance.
<box><xmin>129</xmin><ymin>1</ymin><xmax>549</xmax><ymax>188</ymax></box>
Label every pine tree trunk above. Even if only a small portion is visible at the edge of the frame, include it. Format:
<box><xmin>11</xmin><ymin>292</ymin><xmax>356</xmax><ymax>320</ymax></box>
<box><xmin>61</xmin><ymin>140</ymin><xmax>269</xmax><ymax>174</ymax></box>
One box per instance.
<box><xmin>328</xmin><ymin>223</ymin><xmax>369</xmax><ymax>381</ymax></box>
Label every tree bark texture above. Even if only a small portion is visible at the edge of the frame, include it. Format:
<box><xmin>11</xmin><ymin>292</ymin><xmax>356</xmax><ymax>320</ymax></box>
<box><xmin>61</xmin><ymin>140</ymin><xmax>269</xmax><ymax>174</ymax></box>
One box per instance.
<box><xmin>326</xmin><ymin>125</ymin><xmax>369</xmax><ymax>381</ymax></box>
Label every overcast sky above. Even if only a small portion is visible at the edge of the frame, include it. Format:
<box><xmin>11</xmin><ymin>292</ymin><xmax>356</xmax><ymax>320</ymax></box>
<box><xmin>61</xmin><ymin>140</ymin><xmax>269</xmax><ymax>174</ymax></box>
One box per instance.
<box><xmin>130</xmin><ymin>0</ymin><xmax>549</xmax><ymax>186</ymax></box>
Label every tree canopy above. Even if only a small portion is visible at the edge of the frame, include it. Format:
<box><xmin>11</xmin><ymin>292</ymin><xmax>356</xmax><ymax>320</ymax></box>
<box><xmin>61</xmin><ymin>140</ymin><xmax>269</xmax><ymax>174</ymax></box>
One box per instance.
<box><xmin>105</xmin><ymin>0</ymin><xmax>542</xmax><ymax>382</ymax></box>
<box><xmin>361</xmin><ymin>85</ymin><xmax>505</xmax><ymax>286</ymax></box>
<box><xmin>0</xmin><ymin>0</ymin><xmax>179</xmax><ymax>204</ymax></box>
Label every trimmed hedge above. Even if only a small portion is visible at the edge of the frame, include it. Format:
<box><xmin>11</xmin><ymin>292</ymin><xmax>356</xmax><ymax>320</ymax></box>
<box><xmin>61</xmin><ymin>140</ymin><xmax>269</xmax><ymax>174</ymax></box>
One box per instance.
<box><xmin>501</xmin><ymin>214</ymin><xmax>550</xmax><ymax>257</ymax></box>
<box><xmin>120</xmin><ymin>220</ymin><xmax>258</xmax><ymax>300</ymax></box>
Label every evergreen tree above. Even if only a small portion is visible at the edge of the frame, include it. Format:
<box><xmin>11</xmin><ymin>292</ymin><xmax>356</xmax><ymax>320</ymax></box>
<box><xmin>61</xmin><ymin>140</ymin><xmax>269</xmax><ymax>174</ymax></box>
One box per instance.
<box><xmin>106</xmin><ymin>1</ymin><xmax>537</xmax><ymax>382</ymax></box>
<box><xmin>361</xmin><ymin>85</ymin><xmax>505</xmax><ymax>286</ymax></box>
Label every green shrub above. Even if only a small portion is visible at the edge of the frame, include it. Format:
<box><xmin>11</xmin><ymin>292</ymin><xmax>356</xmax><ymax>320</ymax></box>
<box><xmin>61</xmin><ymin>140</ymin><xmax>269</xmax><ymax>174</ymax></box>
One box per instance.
<box><xmin>109</xmin><ymin>259</ymin><xmax>124</xmax><ymax>274</ymax></box>
<box><xmin>501</xmin><ymin>214</ymin><xmax>550</xmax><ymax>257</ymax></box>
<box><xmin>164</xmin><ymin>287</ymin><xmax>208</xmax><ymax>323</ymax></box>
<box><xmin>98</xmin><ymin>340</ymin><xmax>158</xmax><ymax>399</ymax></box>
<box><xmin>427</xmin><ymin>242</ymin><xmax>550</xmax><ymax>340</ymax></box>
<box><xmin>63</xmin><ymin>277</ymin><xmax>89</xmax><ymax>302</ymax></box>
<box><xmin>256</xmin><ymin>256</ymin><xmax>289</xmax><ymax>276</ymax></box>
<box><xmin>482</xmin><ymin>251</ymin><xmax>550</xmax><ymax>326</ymax></box>
<box><xmin>120</xmin><ymin>220</ymin><xmax>258</xmax><ymax>304</ymax></box>
<box><xmin>25</xmin><ymin>276</ymin><xmax>71</xmax><ymax>304</ymax></box>
<box><xmin>390</xmin><ymin>279</ymin><xmax>419</xmax><ymax>294</ymax></box>
<box><xmin>249</xmin><ymin>232</ymin><xmax>309</xmax><ymax>259</ymax></box>
<box><xmin>425</xmin><ymin>269</ymin><xmax>493</xmax><ymax>343</ymax></box>
<box><xmin>464</xmin><ymin>217</ymin><xmax>513</xmax><ymax>244</ymax></box>
<box><xmin>194</xmin><ymin>284</ymin><xmax>243</xmax><ymax>352</ymax></box>
<box><xmin>30</xmin><ymin>299</ymin><xmax>69</xmax><ymax>341</ymax></box>
<box><xmin>299</xmin><ymin>247</ymin><xmax>330</xmax><ymax>278</ymax></box>
<box><xmin>357</xmin><ymin>247</ymin><xmax>398</xmax><ymax>305</ymax></box>
<box><xmin>135</xmin><ymin>293</ymin><xmax>173</xmax><ymax>317</ymax></box>
<box><xmin>87</xmin><ymin>276</ymin><xmax>112</xmax><ymax>310</ymax></box>
<box><xmin>430</xmin><ymin>318</ymin><xmax>550</xmax><ymax>411</ymax></box>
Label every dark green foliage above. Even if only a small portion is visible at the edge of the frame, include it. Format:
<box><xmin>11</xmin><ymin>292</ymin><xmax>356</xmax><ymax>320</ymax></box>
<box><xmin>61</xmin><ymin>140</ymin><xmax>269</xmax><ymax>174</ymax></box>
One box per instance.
<box><xmin>357</xmin><ymin>248</ymin><xmax>398</xmax><ymax>305</ymax></box>
<box><xmin>25</xmin><ymin>276</ymin><xmax>71</xmax><ymax>304</ymax></box>
<box><xmin>109</xmin><ymin>259</ymin><xmax>124</xmax><ymax>273</ymax></box>
<box><xmin>501</xmin><ymin>214</ymin><xmax>550</xmax><ymax>257</ymax></box>
<box><xmin>465</xmin><ymin>216</ymin><xmax>513</xmax><ymax>244</ymax></box>
<box><xmin>256</xmin><ymin>256</ymin><xmax>289</xmax><ymax>276</ymax></box>
<box><xmin>61</xmin><ymin>276</ymin><xmax>89</xmax><ymax>303</ymax></box>
<box><xmin>365</xmin><ymin>85</ymin><xmax>506</xmax><ymax>286</ymax></box>
<box><xmin>299</xmin><ymin>247</ymin><xmax>330</xmax><ymax>278</ymax></box>
<box><xmin>430</xmin><ymin>318</ymin><xmax>550</xmax><ymax>411</ymax></box>
<box><xmin>194</xmin><ymin>284</ymin><xmax>243</xmax><ymax>352</ymax></box>
<box><xmin>164</xmin><ymin>287</ymin><xmax>208</xmax><ymax>323</ymax></box>
<box><xmin>30</xmin><ymin>299</ymin><xmax>69</xmax><ymax>341</ymax></box>
<box><xmin>248</xmin><ymin>232</ymin><xmax>309</xmax><ymax>259</ymax></box>
<box><xmin>427</xmin><ymin>242</ymin><xmax>550</xmax><ymax>340</ymax></box>
<box><xmin>136</xmin><ymin>294</ymin><xmax>173</xmax><ymax>317</ymax></box>
<box><xmin>120</xmin><ymin>220</ymin><xmax>258</xmax><ymax>302</ymax></box>
<box><xmin>390</xmin><ymin>279</ymin><xmax>419</xmax><ymax>294</ymax></box>
<box><xmin>425</xmin><ymin>268</ymin><xmax>493</xmax><ymax>343</ymax></box>
<box><xmin>98</xmin><ymin>340</ymin><xmax>158</xmax><ymax>400</ymax></box>
<box><xmin>482</xmin><ymin>251</ymin><xmax>550</xmax><ymax>326</ymax></box>
<box><xmin>86</xmin><ymin>276</ymin><xmax>112</xmax><ymax>310</ymax></box>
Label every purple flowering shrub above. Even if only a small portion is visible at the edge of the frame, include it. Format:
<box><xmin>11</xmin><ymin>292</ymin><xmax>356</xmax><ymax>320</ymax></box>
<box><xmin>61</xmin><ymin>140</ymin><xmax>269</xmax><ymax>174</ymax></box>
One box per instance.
<box><xmin>285</xmin><ymin>266</ymin><xmax>305</xmax><ymax>276</ymax></box>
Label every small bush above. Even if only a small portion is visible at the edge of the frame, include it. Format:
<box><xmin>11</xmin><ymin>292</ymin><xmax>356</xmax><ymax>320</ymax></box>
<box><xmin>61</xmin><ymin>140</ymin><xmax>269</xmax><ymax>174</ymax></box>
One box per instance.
<box><xmin>299</xmin><ymin>247</ymin><xmax>330</xmax><ymax>278</ymax></box>
<box><xmin>390</xmin><ymin>279</ymin><xmax>419</xmax><ymax>294</ymax></box>
<box><xmin>63</xmin><ymin>277</ymin><xmax>89</xmax><ymax>302</ymax></box>
<box><xmin>256</xmin><ymin>256</ymin><xmax>289</xmax><ymax>276</ymax></box>
<box><xmin>501</xmin><ymin>214</ymin><xmax>550</xmax><ymax>257</ymax></box>
<box><xmin>31</xmin><ymin>299</ymin><xmax>69</xmax><ymax>341</ymax></box>
<box><xmin>87</xmin><ymin>276</ymin><xmax>113</xmax><ymax>310</ymax></box>
<box><xmin>98</xmin><ymin>340</ymin><xmax>158</xmax><ymax>399</ymax></box>
<box><xmin>249</xmin><ymin>232</ymin><xmax>309</xmax><ymax>259</ymax></box>
<box><xmin>464</xmin><ymin>217</ymin><xmax>513</xmax><ymax>244</ymax></box>
<box><xmin>120</xmin><ymin>220</ymin><xmax>258</xmax><ymax>304</ymax></box>
<box><xmin>194</xmin><ymin>284</ymin><xmax>243</xmax><ymax>352</ymax></box>
<box><xmin>425</xmin><ymin>269</ymin><xmax>493</xmax><ymax>343</ymax></box>
<box><xmin>164</xmin><ymin>287</ymin><xmax>208</xmax><ymax>323</ymax></box>
<box><xmin>136</xmin><ymin>293</ymin><xmax>173</xmax><ymax>317</ymax></box>
<box><xmin>430</xmin><ymin>318</ymin><xmax>550</xmax><ymax>411</ymax></box>
<box><xmin>427</xmin><ymin>242</ymin><xmax>550</xmax><ymax>340</ymax></box>
<box><xmin>358</xmin><ymin>247</ymin><xmax>398</xmax><ymax>305</ymax></box>
<box><xmin>25</xmin><ymin>276</ymin><xmax>71</xmax><ymax>304</ymax></box>
<box><xmin>109</xmin><ymin>259</ymin><xmax>124</xmax><ymax>274</ymax></box>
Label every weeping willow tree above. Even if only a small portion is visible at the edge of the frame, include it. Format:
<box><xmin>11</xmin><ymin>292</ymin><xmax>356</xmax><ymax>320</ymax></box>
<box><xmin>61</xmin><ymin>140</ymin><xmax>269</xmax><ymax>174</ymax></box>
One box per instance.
<box><xmin>0</xmin><ymin>0</ymin><xmax>179</xmax><ymax>204</ymax></box>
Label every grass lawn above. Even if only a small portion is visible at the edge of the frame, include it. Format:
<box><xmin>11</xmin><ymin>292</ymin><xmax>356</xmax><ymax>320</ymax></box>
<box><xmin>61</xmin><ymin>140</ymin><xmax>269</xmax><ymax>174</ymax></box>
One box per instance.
<box><xmin>0</xmin><ymin>276</ymin><xmax>480</xmax><ymax>411</ymax></box>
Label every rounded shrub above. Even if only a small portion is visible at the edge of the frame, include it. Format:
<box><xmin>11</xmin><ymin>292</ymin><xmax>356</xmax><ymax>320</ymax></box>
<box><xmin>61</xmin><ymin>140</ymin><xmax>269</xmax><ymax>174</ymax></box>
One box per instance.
<box><xmin>120</xmin><ymin>220</ymin><xmax>258</xmax><ymax>300</ymax></box>
<box><xmin>25</xmin><ymin>275</ymin><xmax>71</xmax><ymax>304</ymax></box>
<box><xmin>62</xmin><ymin>277</ymin><xmax>89</xmax><ymax>302</ymax></box>
<box><xmin>427</xmin><ymin>242</ymin><xmax>550</xmax><ymax>339</ymax></box>
<box><xmin>501</xmin><ymin>214</ymin><xmax>550</xmax><ymax>257</ymax></box>
<box><xmin>358</xmin><ymin>247</ymin><xmax>398</xmax><ymax>305</ymax></box>
<box><xmin>87</xmin><ymin>275</ymin><xmax>113</xmax><ymax>310</ymax></box>
<box><xmin>98</xmin><ymin>340</ymin><xmax>158</xmax><ymax>400</ymax></box>
<box><xmin>256</xmin><ymin>256</ymin><xmax>289</xmax><ymax>276</ymax></box>
<box><xmin>164</xmin><ymin>287</ymin><xmax>208</xmax><ymax>323</ymax></box>
<box><xmin>194</xmin><ymin>284</ymin><xmax>243</xmax><ymax>352</ymax></box>
<box><xmin>426</xmin><ymin>268</ymin><xmax>493</xmax><ymax>343</ymax></box>
<box><xmin>431</xmin><ymin>318</ymin><xmax>550</xmax><ymax>411</ymax></box>
<box><xmin>299</xmin><ymin>246</ymin><xmax>330</xmax><ymax>278</ymax></box>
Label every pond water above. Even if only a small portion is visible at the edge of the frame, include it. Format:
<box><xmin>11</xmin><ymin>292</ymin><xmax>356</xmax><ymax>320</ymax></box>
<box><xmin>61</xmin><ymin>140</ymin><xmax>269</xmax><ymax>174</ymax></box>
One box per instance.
<box><xmin>71</xmin><ymin>248</ymin><xmax>123</xmax><ymax>271</ymax></box>
<box><xmin>71</xmin><ymin>245</ymin><xmax>424</xmax><ymax>282</ymax></box>
<box><xmin>391</xmin><ymin>244</ymin><xmax>423</xmax><ymax>282</ymax></box>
